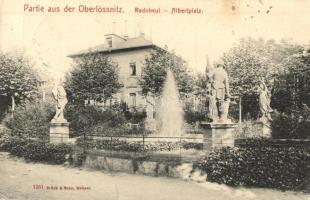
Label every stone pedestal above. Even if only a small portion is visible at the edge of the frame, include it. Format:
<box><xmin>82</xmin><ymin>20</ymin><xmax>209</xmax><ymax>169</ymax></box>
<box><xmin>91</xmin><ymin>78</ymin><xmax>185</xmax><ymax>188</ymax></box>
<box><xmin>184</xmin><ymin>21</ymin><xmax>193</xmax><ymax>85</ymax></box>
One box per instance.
<box><xmin>255</xmin><ymin>121</ymin><xmax>271</xmax><ymax>138</ymax></box>
<box><xmin>199</xmin><ymin>122</ymin><xmax>237</xmax><ymax>153</ymax></box>
<box><xmin>49</xmin><ymin>121</ymin><xmax>69</xmax><ymax>144</ymax></box>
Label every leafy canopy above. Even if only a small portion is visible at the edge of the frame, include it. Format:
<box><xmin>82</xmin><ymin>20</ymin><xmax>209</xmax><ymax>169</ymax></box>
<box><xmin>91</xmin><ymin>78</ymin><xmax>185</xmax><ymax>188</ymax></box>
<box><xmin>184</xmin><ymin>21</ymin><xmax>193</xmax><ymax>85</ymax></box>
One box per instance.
<box><xmin>139</xmin><ymin>48</ymin><xmax>194</xmax><ymax>97</ymax></box>
<box><xmin>0</xmin><ymin>51</ymin><xmax>40</xmax><ymax>104</ymax></box>
<box><xmin>222</xmin><ymin>37</ymin><xmax>302</xmax><ymax>96</ymax></box>
<box><xmin>65</xmin><ymin>53</ymin><xmax>121</xmax><ymax>104</ymax></box>
<box><xmin>221</xmin><ymin>37</ymin><xmax>303</xmax><ymax>118</ymax></box>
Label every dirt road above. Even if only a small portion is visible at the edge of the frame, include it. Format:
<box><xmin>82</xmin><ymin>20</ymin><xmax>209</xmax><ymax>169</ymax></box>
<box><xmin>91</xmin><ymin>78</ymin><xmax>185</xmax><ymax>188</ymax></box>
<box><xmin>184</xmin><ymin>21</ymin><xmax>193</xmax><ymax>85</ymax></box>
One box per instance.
<box><xmin>0</xmin><ymin>152</ymin><xmax>308</xmax><ymax>200</ymax></box>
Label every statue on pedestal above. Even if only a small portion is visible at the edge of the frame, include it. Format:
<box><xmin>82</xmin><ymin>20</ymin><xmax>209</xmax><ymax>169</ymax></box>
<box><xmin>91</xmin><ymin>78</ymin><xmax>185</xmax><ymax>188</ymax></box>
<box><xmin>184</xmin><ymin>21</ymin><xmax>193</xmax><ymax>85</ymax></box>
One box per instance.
<box><xmin>258</xmin><ymin>80</ymin><xmax>273</xmax><ymax>125</ymax></box>
<box><xmin>208</xmin><ymin>61</ymin><xmax>232</xmax><ymax>123</ymax></box>
<box><xmin>201</xmin><ymin>61</ymin><xmax>236</xmax><ymax>152</ymax></box>
<box><xmin>51</xmin><ymin>82</ymin><xmax>68</xmax><ymax>122</ymax></box>
<box><xmin>206</xmin><ymin>89</ymin><xmax>218</xmax><ymax>121</ymax></box>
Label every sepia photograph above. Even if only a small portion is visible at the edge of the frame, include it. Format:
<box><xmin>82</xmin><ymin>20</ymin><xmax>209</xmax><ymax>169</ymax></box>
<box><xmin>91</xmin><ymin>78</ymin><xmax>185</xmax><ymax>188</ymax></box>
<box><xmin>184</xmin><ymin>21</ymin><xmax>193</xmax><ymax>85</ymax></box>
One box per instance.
<box><xmin>0</xmin><ymin>0</ymin><xmax>310</xmax><ymax>199</ymax></box>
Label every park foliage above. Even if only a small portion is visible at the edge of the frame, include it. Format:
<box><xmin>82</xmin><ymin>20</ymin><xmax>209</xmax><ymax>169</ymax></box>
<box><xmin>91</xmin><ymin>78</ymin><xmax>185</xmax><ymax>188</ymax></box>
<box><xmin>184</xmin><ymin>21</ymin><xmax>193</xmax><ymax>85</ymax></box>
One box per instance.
<box><xmin>221</xmin><ymin>38</ymin><xmax>304</xmax><ymax>119</ymax></box>
<box><xmin>197</xmin><ymin>139</ymin><xmax>310</xmax><ymax>191</ymax></box>
<box><xmin>0</xmin><ymin>136</ymin><xmax>72</xmax><ymax>164</ymax></box>
<box><xmin>1</xmin><ymin>38</ymin><xmax>310</xmax><ymax>191</ymax></box>
<box><xmin>139</xmin><ymin>48</ymin><xmax>194</xmax><ymax>97</ymax></box>
<box><xmin>65</xmin><ymin>53</ymin><xmax>121</xmax><ymax>104</ymax></box>
<box><xmin>3</xmin><ymin>101</ymin><xmax>54</xmax><ymax>140</ymax></box>
<box><xmin>0</xmin><ymin>52</ymin><xmax>41</xmax><ymax>109</ymax></box>
<box><xmin>76</xmin><ymin>137</ymin><xmax>202</xmax><ymax>152</ymax></box>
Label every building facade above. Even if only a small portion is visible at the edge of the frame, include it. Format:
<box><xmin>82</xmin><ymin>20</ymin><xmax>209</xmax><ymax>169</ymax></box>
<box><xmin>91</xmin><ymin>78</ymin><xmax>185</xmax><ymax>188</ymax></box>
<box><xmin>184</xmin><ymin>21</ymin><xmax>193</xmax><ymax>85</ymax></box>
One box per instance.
<box><xmin>68</xmin><ymin>33</ymin><xmax>164</xmax><ymax>120</ymax></box>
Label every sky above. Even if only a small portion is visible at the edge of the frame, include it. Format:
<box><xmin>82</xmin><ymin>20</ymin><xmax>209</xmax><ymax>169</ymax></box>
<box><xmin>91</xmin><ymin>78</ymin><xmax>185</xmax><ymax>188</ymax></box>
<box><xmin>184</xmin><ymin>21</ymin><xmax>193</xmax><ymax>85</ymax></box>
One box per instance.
<box><xmin>1</xmin><ymin>0</ymin><xmax>310</xmax><ymax>77</ymax></box>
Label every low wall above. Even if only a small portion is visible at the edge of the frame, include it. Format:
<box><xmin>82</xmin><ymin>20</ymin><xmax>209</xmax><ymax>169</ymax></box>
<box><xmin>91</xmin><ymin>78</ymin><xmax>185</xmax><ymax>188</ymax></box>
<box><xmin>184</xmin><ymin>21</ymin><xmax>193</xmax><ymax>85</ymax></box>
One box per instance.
<box><xmin>72</xmin><ymin>149</ymin><xmax>207</xmax><ymax>181</ymax></box>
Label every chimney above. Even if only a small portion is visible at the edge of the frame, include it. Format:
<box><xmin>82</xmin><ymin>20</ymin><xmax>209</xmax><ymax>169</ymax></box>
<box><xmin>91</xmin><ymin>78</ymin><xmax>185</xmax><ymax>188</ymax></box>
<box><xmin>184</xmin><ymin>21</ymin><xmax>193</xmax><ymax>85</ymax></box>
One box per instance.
<box><xmin>106</xmin><ymin>35</ymin><xmax>112</xmax><ymax>48</ymax></box>
<box><xmin>139</xmin><ymin>17</ymin><xmax>145</xmax><ymax>37</ymax></box>
<box><xmin>112</xmin><ymin>21</ymin><xmax>116</xmax><ymax>34</ymax></box>
<box><xmin>123</xmin><ymin>20</ymin><xmax>128</xmax><ymax>39</ymax></box>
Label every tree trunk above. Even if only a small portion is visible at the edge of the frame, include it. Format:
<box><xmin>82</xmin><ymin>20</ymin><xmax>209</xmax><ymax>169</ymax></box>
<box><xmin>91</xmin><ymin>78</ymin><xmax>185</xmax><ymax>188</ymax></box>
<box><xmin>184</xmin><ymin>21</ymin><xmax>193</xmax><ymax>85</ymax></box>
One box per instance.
<box><xmin>11</xmin><ymin>95</ymin><xmax>15</xmax><ymax>118</ymax></box>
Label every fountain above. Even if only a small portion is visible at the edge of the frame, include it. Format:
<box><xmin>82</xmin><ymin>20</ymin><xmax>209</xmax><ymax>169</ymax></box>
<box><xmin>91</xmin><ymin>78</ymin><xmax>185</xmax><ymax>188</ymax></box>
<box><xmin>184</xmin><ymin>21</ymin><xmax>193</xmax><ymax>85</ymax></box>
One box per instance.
<box><xmin>157</xmin><ymin>69</ymin><xmax>184</xmax><ymax>137</ymax></box>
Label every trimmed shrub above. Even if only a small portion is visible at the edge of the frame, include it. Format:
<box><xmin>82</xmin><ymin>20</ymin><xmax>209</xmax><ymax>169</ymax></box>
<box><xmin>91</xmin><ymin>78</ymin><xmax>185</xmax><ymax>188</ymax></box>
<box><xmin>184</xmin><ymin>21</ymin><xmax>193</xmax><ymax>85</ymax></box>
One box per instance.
<box><xmin>2</xmin><ymin>137</ymin><xmax>28</xmax><ymax>157</ymax></box>
<box><xmin>87</xmin><ymin>122</ymin><xmax>150</xmax><ymax>136</ymax></box>
<box><xmin>198</xmin><ymin>139</ymin><xmax>310</xmax><ymax>191</ymax></box>
<box><xmin>66</xmin><ymin>105</ymin><xmax>124</xmax><ymax>136</ymax></box>
<box><xmin>66</xmin><ymin>105</ymin><xmax>149</xmax><ymax>136</ymax></box>
<box><xmin>47</xmin><ymin>143</ymin><xmax>73</xmax><ymax>164</ymax></box>
<box><xmin>76</xmin><ymin>137</ymin><xmax>202</xmax><ymax>152</ymax></box>
<box><xmin>1</xmin><ymin>137</ymin><xmax>72</xmax><ymax>164</ymax></box>
<box><xmin>3</xmin><ymin>101</ymin><xmax>54</xmax><ymax>140</ymax></box>
<box><xmin>182</xmin><ymin>142</ymin><xmax>203</xmax><ymax>150</ymax></box>
<box><xmin>271</xmin><ymin>105</ymin><xmax>310</xmax><ymax>139</ymax></box>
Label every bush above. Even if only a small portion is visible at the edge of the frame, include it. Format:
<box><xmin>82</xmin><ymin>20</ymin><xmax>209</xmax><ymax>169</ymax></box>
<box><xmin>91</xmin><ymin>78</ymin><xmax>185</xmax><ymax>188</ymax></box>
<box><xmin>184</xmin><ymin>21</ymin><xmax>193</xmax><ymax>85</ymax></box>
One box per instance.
<box><xmin>198</xmin><ymin>139</ymin><xmax>310</xmax><ymax>191</ymax></box>
<box><xmin>1</xmin><ymin>137</ymin><xmax>28</xmax><ymax>157</ymax></box>
<box><xmin>3</xmin><ymin>101</ymin><xmax>54</xmax><ymax>140</ymax></box>
<box><xmin>0</xmin><ymin>137</ymin><xmax>72</xmax><ymax>164</ymax></box>
<box><xmin>87</xmin><ymin>122</ymin><xmax>150</xmax><ymax>136</ymax></box>
<box><xmin>76</xmin><ymin>137</ymin><xmax>202</xmax><ymax>152</ymax></box>
<box><xmin>66</xmin><ymin>104</ymin><xmax>150</xmax><ymax>136</ymax></box>
<box><xmin>66</xmin><ymin>105</ymin><xmax>132</xmax><ymax>136</ymax></box>
<box><xmin>46</xmin><ymin>143</ymin><xmax>73</xmax><ymax>164</ymax></box>
<box><xmin>124</xmin><ymin>109</ymin><xmax>147</xmax><ymax>124</ymax></box>
<box><xmin>271</xmin><ymin>105</ymin><xmax>310</xmax><ymax>139</ymax></box>
<box><xmin>184</xmin><ymin>109</ymin><xmax>206</xmax><ymax>124</ymax></box>
<box><xmin>182</xmin><ymin>142</ymin><xmax>203</xmax><ymax>150</ymax></box>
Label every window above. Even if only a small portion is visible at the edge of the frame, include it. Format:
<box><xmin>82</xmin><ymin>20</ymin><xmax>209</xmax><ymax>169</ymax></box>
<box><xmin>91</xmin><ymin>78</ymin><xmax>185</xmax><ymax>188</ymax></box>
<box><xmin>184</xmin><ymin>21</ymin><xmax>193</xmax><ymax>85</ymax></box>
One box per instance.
<box><xmin>130</xmin><ymin>63</ymin><xmax>136</xmax><ymax>76</ymax></box>
<box><xmin>129</xmin><ymin>93</ymin><xmax>136</xmax><ymax>108</ymax></box>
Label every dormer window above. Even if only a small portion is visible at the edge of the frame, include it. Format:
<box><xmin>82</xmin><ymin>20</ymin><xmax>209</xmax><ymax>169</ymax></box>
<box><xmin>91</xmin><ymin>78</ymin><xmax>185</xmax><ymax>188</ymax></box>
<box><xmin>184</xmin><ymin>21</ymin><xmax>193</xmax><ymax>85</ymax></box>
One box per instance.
<box><xmin>130</xmin><ymin>63</ymin><xmax>136</xmax><ymax>76</ymax></box>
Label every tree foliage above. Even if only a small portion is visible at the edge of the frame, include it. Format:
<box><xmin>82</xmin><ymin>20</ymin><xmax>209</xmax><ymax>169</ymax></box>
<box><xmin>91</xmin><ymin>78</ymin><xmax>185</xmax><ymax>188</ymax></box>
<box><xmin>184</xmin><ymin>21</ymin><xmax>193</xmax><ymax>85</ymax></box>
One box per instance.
<box><xmin>65</xmin><ymin>53</ymin><xmax>120</xmax><ymax>104</ymax></box>
<box><xmin>139</xmin><ymin>48</ymin><xmax>194</xmax><ymax>97</ymax></box>
<box><xmin>0</xmin><ymin>52</ymin><xmax>40</xmax><ymax>105</ymax></box>
<box><xmin>272</xmin><ymin>47</ymin><xmax>310</xmax><ymax>112</ymax></box>
<box><xmin>3</xmin><ymin>101</ymin><xmax>54</xmax><ymax>139</ymax></box>
<box><xmin>222</xmin><ymin>38</ymin><xmax>302</xmax><ymax>96</ymax></box>
<box><xmin>221</xmin><ymin>37</ymin><xmax>303</xmax><ymax>118</ymax></box>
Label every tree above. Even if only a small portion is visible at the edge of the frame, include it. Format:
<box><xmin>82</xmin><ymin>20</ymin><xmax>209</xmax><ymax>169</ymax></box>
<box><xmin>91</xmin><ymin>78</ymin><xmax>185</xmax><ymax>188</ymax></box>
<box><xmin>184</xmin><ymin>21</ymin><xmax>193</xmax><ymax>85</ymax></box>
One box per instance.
<box><xmin>221</xmin><ymin>37</ymin><xmax>303</xmax><ymax>118</ymax></box>
<box><xmin>272</xmin><ymin>46</ymin><xmax>310</xmax><ymax>112</ymax></box>
<box><xmin>0</xmin><ymin>52</ymin><xmax>40</xmax><ymax>115</ymax></box>
<box><xmin>139</xmin><ymin>48</ymin><xmax>194</xmax><ymax>97</ymax></box>
<box><xmin>65</xmin><ymin>53</ymin><xmax>120</xmax><ymax>104</ymax></box>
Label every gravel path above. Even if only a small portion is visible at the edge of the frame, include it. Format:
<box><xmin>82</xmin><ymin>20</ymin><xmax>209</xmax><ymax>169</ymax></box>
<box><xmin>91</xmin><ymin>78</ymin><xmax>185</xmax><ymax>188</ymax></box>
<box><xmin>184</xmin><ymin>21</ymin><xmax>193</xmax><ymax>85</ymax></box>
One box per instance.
<box><xmin>0</xmin><ymin>152</ymin><xmax>308</xmax><ymax>200</ymax></box>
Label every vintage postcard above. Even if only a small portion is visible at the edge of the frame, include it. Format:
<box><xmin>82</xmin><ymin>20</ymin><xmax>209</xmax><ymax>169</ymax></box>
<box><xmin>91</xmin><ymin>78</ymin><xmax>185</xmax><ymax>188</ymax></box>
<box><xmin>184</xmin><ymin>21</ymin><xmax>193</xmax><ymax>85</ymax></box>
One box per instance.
<box><xmin>0</xmin><ymin>0</ymin><xmax>310</xmax><ymax>199</ymax></box>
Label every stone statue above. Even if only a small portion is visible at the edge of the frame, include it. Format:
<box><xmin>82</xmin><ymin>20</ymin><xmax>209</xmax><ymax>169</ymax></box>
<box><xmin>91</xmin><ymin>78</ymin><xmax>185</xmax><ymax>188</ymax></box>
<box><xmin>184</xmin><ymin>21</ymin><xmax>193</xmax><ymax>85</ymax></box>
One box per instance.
<box><xmin>205</xmin><ymin>67</ymin><xmax>218</xmax><ymax>121</ymax></box>
<box><xmin>258</xmin><ymin>80</ymin><xmax>273</xmax><ymax>124</ymax></box>
<box><xmin>206</xmin><ymin>89</ymin><xmax>218</xmax><ymax>121</ymax></box>
<box><xmin>209</xmin><ymin>61</ymin><xmax>232</xmax><ymax>123</ymax></box>
<box><xmin>51</xmin><ymin>82</ymin><xmax>68</xmax><ymax>122</ymax></box>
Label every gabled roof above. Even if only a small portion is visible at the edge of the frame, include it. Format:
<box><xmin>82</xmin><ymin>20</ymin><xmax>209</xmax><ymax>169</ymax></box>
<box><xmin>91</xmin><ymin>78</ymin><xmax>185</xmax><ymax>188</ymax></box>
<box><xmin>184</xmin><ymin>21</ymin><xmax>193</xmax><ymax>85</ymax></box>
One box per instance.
<box><xmin>68</xmin><ymin>35</ymin><xmax>155</xmax><ymax>57</ymax></box>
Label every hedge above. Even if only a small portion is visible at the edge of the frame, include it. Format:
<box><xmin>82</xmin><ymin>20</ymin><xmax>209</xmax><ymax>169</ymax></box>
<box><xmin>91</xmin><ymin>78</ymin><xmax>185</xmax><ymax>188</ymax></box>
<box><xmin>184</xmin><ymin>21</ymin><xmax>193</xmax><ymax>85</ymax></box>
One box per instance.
<box><xmin>3</xmin><ymin>102</ymin><xmax>54</xmax><ymax>140</ymax></box>
<box><xmin>76</xmin><ymin>137</ymin><xmax>202</xmax><ymax>152</ymax></box>
<box><xmin>0</xmin><ymin>137</ymin><xmax>72</xmax><ymax>164</ymax></box>
<box><xmin>197</xmin><ymin>139</ymin><xmax>310</xmax><ymax>191</ymax></box>
<box><xmin>271</xmin><ymin>105</ymin><xmax>310</xmax><ymax>139</ymax></box>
